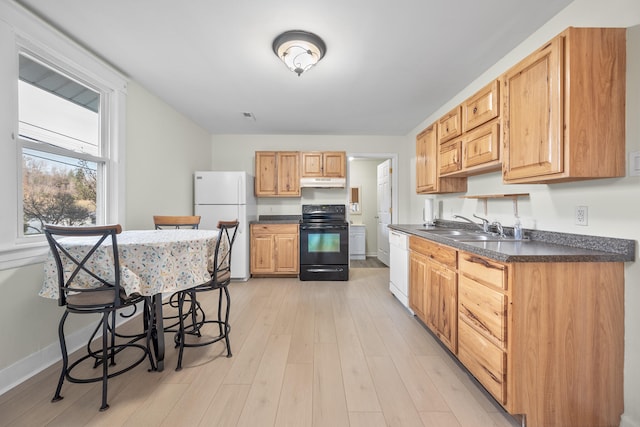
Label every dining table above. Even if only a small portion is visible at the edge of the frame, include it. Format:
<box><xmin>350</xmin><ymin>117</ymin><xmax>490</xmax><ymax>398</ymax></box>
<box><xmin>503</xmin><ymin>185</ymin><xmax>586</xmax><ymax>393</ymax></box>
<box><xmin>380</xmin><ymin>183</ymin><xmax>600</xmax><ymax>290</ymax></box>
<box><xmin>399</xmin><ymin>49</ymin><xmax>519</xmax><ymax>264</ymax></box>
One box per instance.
<box><xmin>40</xmin><ymin>228</ymin><xmax>221</xmax><ymax>371</ymax></box>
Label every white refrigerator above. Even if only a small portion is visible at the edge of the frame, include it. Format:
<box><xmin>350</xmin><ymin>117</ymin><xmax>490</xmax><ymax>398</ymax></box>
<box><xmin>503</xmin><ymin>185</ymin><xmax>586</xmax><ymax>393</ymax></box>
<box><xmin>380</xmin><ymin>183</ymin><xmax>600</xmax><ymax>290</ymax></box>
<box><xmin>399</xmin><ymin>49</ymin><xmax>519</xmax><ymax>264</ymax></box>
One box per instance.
<box><xmin>194</xmin><ymin>171</ymin><xmax>257</xmax><ymax>281</ymax></box>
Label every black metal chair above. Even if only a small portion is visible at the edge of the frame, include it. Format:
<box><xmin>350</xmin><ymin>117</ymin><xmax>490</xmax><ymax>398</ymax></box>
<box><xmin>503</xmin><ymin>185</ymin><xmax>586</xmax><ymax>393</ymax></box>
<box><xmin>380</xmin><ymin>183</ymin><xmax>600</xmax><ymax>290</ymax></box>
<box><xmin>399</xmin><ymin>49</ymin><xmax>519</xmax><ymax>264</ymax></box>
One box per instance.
<box><xmin>174</xmin><ymin>220</ymin><xmax>239</xmax><ymax>371</ymax></box>
<box><xmin>44</xmin><ymin>224</ymin><xmax>154</xmax><ymax>411</ymax></box>
<box><xmin>153</xmin><ymin>215</ymin><xmax>201</xmax><ymax>230</ymax></box>
<box><xmin>152</xmin><ymin>215</ymin><xmax>202</xmax><ymax>332</ymax></box>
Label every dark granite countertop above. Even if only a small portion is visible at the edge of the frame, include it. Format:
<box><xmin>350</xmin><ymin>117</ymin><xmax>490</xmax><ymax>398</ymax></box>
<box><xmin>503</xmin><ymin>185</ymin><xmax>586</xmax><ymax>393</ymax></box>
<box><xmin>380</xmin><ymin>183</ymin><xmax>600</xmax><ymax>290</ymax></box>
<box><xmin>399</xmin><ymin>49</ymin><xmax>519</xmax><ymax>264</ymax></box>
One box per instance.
<box><xmin>251</xmin><ymin>215</ymin><xmax>301</xmax><ymax>224</ymax></box>
<box><xmin>389</xmin><ymin>221</ymin><xmax>635</xmax><ymax>263</ymax></box>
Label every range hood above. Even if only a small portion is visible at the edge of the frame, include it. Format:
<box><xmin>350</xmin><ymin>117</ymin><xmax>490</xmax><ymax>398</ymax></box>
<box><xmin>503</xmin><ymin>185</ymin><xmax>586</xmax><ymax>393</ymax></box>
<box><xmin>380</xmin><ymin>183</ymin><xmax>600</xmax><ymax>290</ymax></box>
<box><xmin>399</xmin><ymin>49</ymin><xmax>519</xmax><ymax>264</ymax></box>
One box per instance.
<box><xmin>300</xmin><ymin>177</ymin><xmax>346</xmax><ymax>188</ymax></box>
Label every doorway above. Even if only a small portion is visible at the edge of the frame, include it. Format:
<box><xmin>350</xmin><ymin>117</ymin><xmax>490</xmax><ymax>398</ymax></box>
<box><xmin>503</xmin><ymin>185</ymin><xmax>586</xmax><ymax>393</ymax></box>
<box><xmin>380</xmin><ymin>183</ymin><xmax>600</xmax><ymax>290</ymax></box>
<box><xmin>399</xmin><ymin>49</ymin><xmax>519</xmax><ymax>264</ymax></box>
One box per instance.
<box><xmin>347</xmin><ymin>153</ymin><xmax>398</xmax><ymax>266</ymax></box>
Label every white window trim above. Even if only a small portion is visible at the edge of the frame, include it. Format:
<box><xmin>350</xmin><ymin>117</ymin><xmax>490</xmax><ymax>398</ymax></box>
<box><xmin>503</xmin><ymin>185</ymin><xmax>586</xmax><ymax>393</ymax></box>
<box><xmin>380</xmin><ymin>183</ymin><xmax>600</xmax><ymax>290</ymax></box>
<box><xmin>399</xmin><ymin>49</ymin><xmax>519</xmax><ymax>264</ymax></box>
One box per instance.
<box><xmin>0</xmin><ymin>2</ymin><xmax>127</xmax><ymax>270</ymax></box>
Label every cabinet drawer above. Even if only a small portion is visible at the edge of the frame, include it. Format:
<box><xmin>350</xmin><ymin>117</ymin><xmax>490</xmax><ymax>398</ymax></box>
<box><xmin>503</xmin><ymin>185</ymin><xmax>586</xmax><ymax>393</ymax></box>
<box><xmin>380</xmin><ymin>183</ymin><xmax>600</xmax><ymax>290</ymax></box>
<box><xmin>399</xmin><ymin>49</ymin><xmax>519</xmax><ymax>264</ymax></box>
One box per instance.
<box><xmin>439</xmin><ymin>139</ymin><xmax>462</xmax><ymax>175</ymax></box>
<box><xmin>462</xmin><ymin>80</ymin><xmax>499</xmax><ymax>132</ymax></box>
<box><xmin>409</xmin><ymin>236</ymin><xmax>456</xmax><ymax>269</ymax></box>
<box><xmin>251</xmin><ymin>223</ymin><xmax>299</xmax><ymax>235</ymax></box>
<box><xmin>458</xmin><ymin>275</ymin><xmax>507</xmax><ymax>346</ymax></box>
<box><xmin>462</xmin><ymin>120</ymin><xmax>500</xmax><ymax>169</ymax></box>
<box><xmin>459</xmin><ymin>252</ymin><xmax>507</xmax><ymax>290</ymax></box>
<box><xmin>458</xmin><ymin>320</ymin><xmax>506</xmax><ymax>404</ymax></box>
<box><xmin>437</xmin><ymin>106</ymin><xmax>462</xmax><ymax>143</ymax></box>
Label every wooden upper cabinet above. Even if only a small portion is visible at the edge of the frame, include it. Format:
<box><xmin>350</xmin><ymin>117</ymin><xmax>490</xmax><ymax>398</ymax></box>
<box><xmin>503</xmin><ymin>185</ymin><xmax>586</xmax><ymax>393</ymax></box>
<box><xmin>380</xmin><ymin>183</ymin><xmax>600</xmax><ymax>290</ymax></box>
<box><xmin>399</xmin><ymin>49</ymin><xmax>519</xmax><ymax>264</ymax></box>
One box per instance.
<box><xmin>437</xmin><ymin>106</ymin><xmax>462</xmax><ymax>144</ymax></box>
<box><xmin>255</xmin><ymin>151</ymin><xmax>300</xmax><ymax>197</ymax></box>
<box><xmin>462</xmin><ymin>80</ymin><xmax>499</xmax><ymax>132</ymax></box>
<box><xmin>416</xmin><ymin>126</ymin><xmax>438</xmax><ymax>193</ymax></box>
<box><xmin>502</xmin><ymin>27</ymin><xmax>626</xmax><ymax>183</ymax></box>
<box><xmin>301</xmin><ymin>151</ymin><xmax>346</xmax><ymax>178</ymax></box>
<box><xmin>462</xmin><ymin>120</ymin><xmax>500</xmax><ymax>171</ymax></box>
<box><xmin>436</xmin><ymin>80</ymin><xmax>502</xmax><ymax>179</ymax></box>
<box><xmin>439</xmin><ymin>139</ymin><xmax>463</xmax><ymax>175</ymax></box>
<box><xmin>276</xmin><ymin>151</ymin><xmax>301</xmax><ymax>196</ymax></box>
<box><xmin>255</xmin><ymin>151</ymin><xmax>278</xmax><ymax>196</ymax></box>
<box><xmin>416</xmin><ymin>125</ymin><xmax>466</xmax><ymax>194</ymax></box>
<box><xmin>301</xmin><ymin>152</ymin><xmax>323</xmax><ymax>176</ymax></box>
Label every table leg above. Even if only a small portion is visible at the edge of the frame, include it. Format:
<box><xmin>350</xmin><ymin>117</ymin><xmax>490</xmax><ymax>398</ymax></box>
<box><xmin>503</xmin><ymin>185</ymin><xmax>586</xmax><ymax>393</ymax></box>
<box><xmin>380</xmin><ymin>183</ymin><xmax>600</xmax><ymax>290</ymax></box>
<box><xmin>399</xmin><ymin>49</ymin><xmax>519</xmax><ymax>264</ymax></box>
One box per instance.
<box><xmin>154</xmin><ymin>293</ymin><xmax>165</xmax><ymax>371</ymax></box>
<box><xmin>147</xmin><ymin>294</ymin><xmax>165</xmax><ymax>371</ymax></box>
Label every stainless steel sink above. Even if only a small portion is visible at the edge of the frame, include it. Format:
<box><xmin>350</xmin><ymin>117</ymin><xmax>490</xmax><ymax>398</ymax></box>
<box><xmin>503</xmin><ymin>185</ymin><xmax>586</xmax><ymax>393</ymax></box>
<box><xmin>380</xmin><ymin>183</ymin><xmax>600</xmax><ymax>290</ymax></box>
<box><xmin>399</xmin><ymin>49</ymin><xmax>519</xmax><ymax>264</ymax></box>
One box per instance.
<box><xmin>417</xmin><ymin>229</ymin><xmax>470</xmax><ymax>236</ymax></box>
<box><xmin>453</xmin><ymin>234</ymin><xmax>521</xmax><ymax>242</ymax></box>
<box><xmin>417</xmin><ymin>227</ymin><xmax>527</xmax><ymax>242</ymax></box>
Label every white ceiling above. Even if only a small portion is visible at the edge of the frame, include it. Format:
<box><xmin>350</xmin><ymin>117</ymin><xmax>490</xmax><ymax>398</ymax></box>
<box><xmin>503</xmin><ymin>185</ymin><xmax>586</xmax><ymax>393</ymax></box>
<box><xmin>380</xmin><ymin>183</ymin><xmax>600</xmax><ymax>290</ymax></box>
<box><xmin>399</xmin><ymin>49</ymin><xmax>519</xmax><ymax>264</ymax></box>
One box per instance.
<box><xmin>16</xmin><ymin>0</ymin><xmax>573</xmax><ymax>136</ymax></box>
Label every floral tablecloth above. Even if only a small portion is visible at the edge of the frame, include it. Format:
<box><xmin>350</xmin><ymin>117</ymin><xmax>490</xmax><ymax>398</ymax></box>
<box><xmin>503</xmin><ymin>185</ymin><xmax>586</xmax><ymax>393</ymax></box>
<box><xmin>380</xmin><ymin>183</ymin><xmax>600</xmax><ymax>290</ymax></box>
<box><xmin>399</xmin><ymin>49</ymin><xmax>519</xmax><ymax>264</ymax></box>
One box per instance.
<box><xmin>40</xmin><ymin>229</ymin><xmax>220</xmax><ymax>299</ymax></box>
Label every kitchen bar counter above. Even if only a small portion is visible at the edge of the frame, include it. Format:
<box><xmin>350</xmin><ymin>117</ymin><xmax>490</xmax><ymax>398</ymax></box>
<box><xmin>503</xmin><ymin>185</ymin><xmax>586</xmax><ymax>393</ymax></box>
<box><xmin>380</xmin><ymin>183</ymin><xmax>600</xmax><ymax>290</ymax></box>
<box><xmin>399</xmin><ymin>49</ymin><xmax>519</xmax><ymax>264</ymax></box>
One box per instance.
<box><xmin>389</xmin><ymin>221</ymin><xmax>635</xmax><ymax>263</ymax></box>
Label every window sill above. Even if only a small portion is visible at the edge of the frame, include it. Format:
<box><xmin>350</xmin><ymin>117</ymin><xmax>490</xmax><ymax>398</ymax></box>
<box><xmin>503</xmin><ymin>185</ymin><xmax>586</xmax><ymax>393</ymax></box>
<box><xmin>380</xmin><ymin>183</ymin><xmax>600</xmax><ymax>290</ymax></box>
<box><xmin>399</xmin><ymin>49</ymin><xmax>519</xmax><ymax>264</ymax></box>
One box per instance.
<box><xmin>0</xmin><ymin>242</ymin><xmax>48</xmax><ymax>270</ymax></box>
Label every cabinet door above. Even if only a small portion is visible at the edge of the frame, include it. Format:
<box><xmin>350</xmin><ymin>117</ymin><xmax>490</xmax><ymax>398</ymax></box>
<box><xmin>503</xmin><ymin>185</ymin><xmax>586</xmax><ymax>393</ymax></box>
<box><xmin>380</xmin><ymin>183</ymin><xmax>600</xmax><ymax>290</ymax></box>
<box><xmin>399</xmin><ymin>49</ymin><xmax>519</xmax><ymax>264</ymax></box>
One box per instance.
<box><xmin>409</xmin><ymin>251</ymin><xmax>427</xmax><ymax>321</ymax></box>
<box><xmin>255</xmin><ymin>152</ymin><xmax>277</xmax><ymax>196</ymax></box>
<box><xmin>439</xmin><ymin>139</ymin><xmax>462</xmax><ymax>175</ymax></box>
<box><xmin>323</xmin><ymin>152</ymin><xmax>346</xmax><ymax>177</ymax></box>
<box><xmin>437</xmin><ymin>106</ymin><xmax>462</xmax><ymax>144</ymax></box>
<box><xmin>251</xmin><ymin>233</ymin><xmax>275</xmax><ymax>274</ymax></box>
<box><xmin>426</xmin><ymin>260</ymin><xmax>457</xmax><ymax>353</ymax></box>
<box><xmin>277</xmin><ymin>152</ymin><xmax>300</xmax><ymax>196</ymax></box>
<box><xmin>275</xmin><ymin>233</ymin><xmax>299</xmax><ymax>273</ymax></box>
<box><xmin>301</xmin><ymin>152</ymin><xmax>323</xmax><ymax>177</ymax></box>
<box><xmin>462</xmin><ymin>120</ymin><xmax>500</xmax><ymax>169</ymax></box>
<box><xmin>416</xmin><ymin>126</ymin><xmax>438</xmax><ymax>193</ymax></box>
<box><xmin>462</xmin><ymin>80</ymin><xmax>499</xmax><ymax>132</ymax></box>
<box><xmin>502</xmin><ymin>36</ymin><xmax>563</xmax><ymax>181</ymax></box>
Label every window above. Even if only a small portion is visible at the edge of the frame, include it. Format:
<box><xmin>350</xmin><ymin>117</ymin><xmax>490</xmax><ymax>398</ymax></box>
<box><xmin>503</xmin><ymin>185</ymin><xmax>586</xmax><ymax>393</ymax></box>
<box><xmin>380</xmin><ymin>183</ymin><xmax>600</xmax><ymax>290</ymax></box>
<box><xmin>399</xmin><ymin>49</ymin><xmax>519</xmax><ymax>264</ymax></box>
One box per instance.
<box><xmin>0</xmin><ymin>3</ymin><xmax>126</xmax><ymax>269</ymax></box>
<box><xmin>19</xmin><ymin>54</ymin><xmax>103</xmax><ymax>235</ymax></box>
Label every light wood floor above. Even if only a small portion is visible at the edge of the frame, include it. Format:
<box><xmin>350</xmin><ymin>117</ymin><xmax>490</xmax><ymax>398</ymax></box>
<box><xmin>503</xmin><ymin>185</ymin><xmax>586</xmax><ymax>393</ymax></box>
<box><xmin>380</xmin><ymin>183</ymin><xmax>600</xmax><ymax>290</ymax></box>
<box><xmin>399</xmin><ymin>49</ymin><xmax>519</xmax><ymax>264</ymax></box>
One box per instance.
<box><xmin>0</xmin><ymin>268</ymin><xmax>521</xmax><ymax>427</ymax></box>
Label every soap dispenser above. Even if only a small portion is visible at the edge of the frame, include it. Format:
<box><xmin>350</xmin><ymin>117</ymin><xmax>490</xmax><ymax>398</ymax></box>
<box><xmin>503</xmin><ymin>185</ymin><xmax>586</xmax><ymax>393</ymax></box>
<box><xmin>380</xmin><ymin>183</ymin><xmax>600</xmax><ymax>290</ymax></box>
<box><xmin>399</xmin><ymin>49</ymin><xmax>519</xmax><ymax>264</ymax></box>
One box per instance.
<box><xmin>513</xmin><ymin>216</ymin><xmax>523</xmax><ymax>240</ymax></box>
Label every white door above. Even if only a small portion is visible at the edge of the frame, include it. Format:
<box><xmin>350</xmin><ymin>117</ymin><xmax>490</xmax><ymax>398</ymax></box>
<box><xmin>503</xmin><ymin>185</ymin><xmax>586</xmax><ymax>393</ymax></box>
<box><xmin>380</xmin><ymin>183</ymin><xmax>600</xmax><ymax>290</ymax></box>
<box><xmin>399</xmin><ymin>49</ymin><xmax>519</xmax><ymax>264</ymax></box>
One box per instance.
<box><xmin>377</xmin><ymin>159</ymin><xmax>391</xmax><ymax>266</ymax></box>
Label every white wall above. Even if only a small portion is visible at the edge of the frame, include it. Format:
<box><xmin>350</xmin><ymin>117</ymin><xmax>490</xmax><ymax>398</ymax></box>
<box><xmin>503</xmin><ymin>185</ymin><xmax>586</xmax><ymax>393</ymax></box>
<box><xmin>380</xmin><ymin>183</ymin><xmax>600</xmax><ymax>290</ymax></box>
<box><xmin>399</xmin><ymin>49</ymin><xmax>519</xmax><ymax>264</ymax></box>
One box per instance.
<box><xmin>407</xmin><ymin>1</ymin><xmax>640</xmax><ymax>425</ymax></box>
<box><xmin>125</xmin><ymin>81</ymin><xmax>212</xmax><ymax>229</ymax></box>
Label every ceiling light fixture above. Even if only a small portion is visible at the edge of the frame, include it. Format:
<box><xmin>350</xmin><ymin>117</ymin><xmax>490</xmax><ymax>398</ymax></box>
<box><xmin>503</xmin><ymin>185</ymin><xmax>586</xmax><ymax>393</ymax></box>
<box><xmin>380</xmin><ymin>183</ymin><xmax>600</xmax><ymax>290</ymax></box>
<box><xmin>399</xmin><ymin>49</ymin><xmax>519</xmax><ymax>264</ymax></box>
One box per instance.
<box><xmin>272</xmin><ymin>30</ymin><xmax>326</xmax><ymax>76</ymax></box>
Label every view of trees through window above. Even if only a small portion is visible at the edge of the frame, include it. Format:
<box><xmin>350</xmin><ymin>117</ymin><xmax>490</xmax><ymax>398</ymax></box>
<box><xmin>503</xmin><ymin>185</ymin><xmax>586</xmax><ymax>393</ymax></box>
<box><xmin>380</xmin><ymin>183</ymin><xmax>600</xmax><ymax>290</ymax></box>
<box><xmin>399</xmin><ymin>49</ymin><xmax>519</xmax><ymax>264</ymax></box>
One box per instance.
<box><xmin>18</xmin><ymin>54</ymin><xmax>102</xmax><ymax>235</ymax></box>
<box><xmin>22</xmin><ymin>149</ymin><xmax>97</xmax><ymax>234</ymax></box>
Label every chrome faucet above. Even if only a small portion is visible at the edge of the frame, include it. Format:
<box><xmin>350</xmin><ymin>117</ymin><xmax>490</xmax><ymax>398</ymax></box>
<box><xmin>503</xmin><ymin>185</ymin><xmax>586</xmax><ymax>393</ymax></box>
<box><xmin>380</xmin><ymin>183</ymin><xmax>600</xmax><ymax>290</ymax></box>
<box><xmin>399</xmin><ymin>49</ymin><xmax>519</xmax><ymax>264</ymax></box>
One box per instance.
<box><xmin>491</xmin><ymin>221</ymin><xmax>505</xmax><ymax>237</ymax></box>
<box><xmin>453</xmin><ymin>214</ymin><xmax>490</xmax><ymax>233</ymax></box>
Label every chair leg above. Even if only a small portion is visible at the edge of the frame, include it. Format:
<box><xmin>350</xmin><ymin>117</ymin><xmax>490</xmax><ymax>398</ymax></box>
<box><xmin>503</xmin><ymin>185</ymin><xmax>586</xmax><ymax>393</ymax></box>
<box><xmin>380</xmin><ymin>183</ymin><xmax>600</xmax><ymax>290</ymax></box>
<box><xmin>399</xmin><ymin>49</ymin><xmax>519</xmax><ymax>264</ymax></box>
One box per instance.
<box><xmin>217</xmin><ymin>288</ymin><xmax>224</xmax><ymax>338</ymax></box>
<box><xmin>109</xmin><ymin>311</ymin><xmax>117</xmax><ymax>367</ymax></box>
<box><xmin>99</xmin><ymin>312</ymin><xmax>109</xmax><ymax>411</ymax></box>
<box><xmin>223</xmin><ymin>286</ymin><xmax>232</xmax><ymax>358</ymax></box>
<box><xmin>52</xmin><ymin>311</ymin><xmax>69</xmax><ymax>403</ymax></box>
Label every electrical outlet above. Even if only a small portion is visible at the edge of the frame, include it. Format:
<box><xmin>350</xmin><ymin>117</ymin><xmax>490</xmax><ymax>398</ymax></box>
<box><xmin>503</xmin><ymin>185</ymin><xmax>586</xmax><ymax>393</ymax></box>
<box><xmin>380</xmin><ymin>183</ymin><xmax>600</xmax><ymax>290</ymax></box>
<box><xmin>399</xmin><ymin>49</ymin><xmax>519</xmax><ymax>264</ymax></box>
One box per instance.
<box><xmin>575</xmin><ymin>206</ymin><xmax>588</xmax><ymax>226</ymax></box>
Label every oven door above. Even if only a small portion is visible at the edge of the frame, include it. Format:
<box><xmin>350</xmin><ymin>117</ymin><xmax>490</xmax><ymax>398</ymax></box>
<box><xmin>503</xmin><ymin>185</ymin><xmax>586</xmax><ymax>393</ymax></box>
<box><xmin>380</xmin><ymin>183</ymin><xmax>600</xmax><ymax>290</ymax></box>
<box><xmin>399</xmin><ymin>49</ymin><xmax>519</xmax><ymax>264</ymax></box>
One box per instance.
<box><xmin>299</xmin><ymin>223</ymin><xmax>349</xmax><ymax>266</ymax></box>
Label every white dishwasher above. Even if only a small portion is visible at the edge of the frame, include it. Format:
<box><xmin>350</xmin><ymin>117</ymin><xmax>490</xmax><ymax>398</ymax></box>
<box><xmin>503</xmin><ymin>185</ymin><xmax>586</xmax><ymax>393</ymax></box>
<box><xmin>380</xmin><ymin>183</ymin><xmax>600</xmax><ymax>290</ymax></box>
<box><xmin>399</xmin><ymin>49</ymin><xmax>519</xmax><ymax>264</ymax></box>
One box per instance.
<box><xmin>389</xmin><ymin>229</ymin><xmax>412</xmax><ymax>312</ymax></box>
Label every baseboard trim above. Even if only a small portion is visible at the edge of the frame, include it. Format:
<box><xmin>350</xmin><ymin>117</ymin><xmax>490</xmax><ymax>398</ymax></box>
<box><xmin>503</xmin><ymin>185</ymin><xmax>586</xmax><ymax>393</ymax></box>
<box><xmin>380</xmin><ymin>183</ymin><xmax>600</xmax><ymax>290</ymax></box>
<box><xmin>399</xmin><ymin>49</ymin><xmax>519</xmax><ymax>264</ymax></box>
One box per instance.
<box><xmin>0</xmin><ymin>322</ymin><xmax>96</xmax><ymax>396</ymax></box>
<box><xmin>0</xmin><ymin>303</ymin><xmax>142</xmax><ymax>397</ymax></box>
<box><xmin>621</xmin><ymin>414</ymin><xmax>640</xmax><ymax>427</ymax></box>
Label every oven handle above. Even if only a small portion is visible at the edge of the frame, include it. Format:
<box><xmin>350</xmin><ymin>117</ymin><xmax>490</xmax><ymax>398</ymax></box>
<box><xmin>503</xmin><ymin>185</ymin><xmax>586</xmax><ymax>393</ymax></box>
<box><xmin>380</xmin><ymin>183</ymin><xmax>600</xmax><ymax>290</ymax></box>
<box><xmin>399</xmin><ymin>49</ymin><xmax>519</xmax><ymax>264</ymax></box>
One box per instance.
<box><xmin>305</xmin><ymin>267</ymin><xmax>346</xmax><ymax>272</ymax></box>
<box><xmin>300</xmin><ymin>224</ymin><xmax>348</xmax><ymax>230</ymax></box>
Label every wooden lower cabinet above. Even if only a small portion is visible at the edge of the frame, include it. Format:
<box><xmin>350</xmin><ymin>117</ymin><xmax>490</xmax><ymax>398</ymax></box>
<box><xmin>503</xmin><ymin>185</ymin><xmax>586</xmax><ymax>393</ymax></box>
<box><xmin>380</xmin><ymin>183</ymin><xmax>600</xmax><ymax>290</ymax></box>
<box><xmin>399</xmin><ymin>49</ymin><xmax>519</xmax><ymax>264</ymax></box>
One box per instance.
<box><xmin>409</xmin><ymin>236</ymin><xmax>624</xmax><ymax>427</ymax></box>
<box><xmin>409</xmin><ymin>237</ymin><xmax>457</xmax><ymax>353</ymax></box>
<box><xmin>458</xmin><ymin>255</ymin><xmax>508</xmax><ymax>405</ymax></box>
<box><xmin>250</xmin><ymin>224</ymin><xmax>299</xmax><ymax>277</ymax></box>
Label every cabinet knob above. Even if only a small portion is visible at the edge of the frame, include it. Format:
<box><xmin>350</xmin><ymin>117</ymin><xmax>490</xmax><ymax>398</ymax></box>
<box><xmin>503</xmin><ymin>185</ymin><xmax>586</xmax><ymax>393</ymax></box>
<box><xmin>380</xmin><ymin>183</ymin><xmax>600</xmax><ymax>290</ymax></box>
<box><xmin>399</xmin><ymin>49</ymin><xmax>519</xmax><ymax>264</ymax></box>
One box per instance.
<box><xmin>473</xmin><ymin>106</ymin><xmax>478</xmax><ymax>114</ymax></box>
